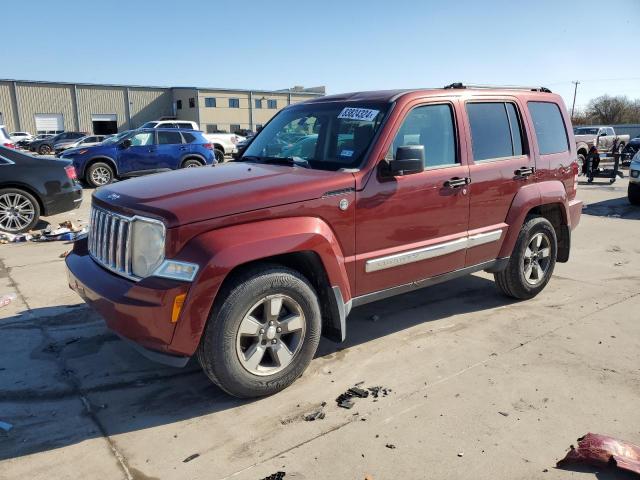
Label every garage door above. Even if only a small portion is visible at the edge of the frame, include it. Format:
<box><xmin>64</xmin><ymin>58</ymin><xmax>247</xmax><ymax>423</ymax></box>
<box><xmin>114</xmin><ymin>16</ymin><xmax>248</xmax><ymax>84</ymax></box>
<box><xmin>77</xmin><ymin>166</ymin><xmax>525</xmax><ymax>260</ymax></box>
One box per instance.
<box><xmin>91</xmin><ymin>114</ymin><xmax>118</xmax><ymax>135</ymax></box>
<box><xmin>35</xmin><ymin>114</ymin><xmax>64</xmax><ymax>134</ymax></box>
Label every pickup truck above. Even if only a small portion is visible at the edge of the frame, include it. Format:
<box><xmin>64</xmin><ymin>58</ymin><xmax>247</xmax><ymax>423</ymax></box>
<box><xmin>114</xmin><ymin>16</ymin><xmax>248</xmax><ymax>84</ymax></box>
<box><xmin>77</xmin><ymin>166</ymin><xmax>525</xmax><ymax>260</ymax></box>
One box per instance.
<box><xmin>66</xmin><ymin>85</ymin><xmax>582</xmax><ymax>398</ymax></box>
<box><xmin>574</xmin><ymin>126</ymin><xmax>629</xmax><ymax>164</ymax></box>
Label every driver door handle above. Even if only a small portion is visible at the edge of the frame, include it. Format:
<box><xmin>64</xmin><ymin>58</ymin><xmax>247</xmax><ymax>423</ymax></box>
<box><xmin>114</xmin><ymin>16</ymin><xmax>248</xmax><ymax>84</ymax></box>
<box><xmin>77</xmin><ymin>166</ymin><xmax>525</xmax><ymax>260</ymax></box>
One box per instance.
<box><xmin>514</xmin><ymin>166</ymin><xmax>535</xmax><ymax>178</ymax></box>
<box><xmin>444</xmin><ymin>177</ymin><xmax>471</xmax><ymax>188</ymax></box>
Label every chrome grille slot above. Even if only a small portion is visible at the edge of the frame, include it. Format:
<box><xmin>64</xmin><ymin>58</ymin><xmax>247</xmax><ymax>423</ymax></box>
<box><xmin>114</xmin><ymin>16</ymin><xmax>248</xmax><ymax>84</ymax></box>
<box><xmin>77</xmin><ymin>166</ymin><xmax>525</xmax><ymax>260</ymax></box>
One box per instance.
<box><xmin>88</xmin><ymin>206</ymin><xmax>136</xmax><ymax>280</ymax></box>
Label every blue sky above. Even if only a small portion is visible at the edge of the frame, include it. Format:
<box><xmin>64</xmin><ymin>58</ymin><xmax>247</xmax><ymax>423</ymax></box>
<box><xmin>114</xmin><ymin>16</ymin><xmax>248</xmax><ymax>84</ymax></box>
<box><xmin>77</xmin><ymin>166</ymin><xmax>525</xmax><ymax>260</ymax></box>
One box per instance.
<box><xmin>6</xmin><ymin>0</ymin><xmax>639</xmax><ymax>111</ymax></box>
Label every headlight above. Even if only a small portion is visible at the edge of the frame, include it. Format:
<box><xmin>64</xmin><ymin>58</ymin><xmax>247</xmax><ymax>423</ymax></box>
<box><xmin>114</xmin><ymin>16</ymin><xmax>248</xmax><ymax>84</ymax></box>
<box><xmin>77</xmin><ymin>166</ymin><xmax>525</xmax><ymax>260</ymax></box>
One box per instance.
<box><xmin>131</xmin><ymin>218</ymin><xmax>165</xmax><ymax>278</ymax></box>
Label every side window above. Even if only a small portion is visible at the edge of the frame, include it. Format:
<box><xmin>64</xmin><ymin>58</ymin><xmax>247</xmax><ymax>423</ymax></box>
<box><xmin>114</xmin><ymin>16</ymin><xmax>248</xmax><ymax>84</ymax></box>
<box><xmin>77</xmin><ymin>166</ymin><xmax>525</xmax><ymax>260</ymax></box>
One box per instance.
<box><xmin>390</xmin><ymin>104</ymin><xmax>457</xmax><ymax>168</ymax></box>
<box><xmin>129</xmin><ymin>132</ymin><xmax>154</xmax><ymax>146</ymax></box>
<box><xmin>527</xmin><ymin>102</ymin><xmax>569</xmax><ymax>155</ymax></box>
<box><xmin>182</xmin><ymin>132</ymin><xmax>196</xmax><ymax>143</ymax></box>
<box><xmin>157</xmin><ymin>131</ymin><xmax>183</xmax><ymax>144</ymax></box>
<box><xmin>607</xmin><ymin>127</ymin><xmax>615</xmax><ymax>136</ymax></box>
<box><xmin>176</xmin><ymin>123</ymin><xmax>193</xmax><ymax>129</ymax></box>
<box><xmin>161</xmin><ymin>123</ymin><xmax>177</xmax><ymax>129</ymax></box>
<box><xmin>467</xmin><ymin>102</ymin><xmax>523</xmax><ymax>161</ymax></box>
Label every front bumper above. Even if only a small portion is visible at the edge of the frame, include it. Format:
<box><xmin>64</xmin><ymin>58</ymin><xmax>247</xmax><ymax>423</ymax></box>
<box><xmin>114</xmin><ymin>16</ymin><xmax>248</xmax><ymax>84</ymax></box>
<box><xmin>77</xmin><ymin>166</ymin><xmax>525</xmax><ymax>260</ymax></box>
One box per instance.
<box><xmin>569</xmin><ymin>198</ymin><xmax>583</xmax><ymax>230</ymax></box>
<box><xmin>65</xmin><ymin>238</ymin><xmax>192</xmax><ymax>366</ymax></box>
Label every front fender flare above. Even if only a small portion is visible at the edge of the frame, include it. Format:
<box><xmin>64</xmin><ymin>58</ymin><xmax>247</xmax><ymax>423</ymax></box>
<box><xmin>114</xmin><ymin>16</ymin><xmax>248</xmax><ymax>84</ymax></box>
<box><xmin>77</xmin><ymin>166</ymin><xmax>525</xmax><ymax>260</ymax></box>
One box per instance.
<box><xmin>169</xmin><ymin>217</ymin><xmax>352</xmax><ymax>355</ymax></box>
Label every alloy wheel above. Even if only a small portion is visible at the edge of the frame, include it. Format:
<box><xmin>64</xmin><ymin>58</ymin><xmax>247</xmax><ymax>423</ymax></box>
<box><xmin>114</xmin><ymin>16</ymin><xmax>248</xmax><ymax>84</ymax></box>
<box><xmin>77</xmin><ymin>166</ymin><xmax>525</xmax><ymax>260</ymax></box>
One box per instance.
<box><xmin>235</xmin><ymin>294</ymin><xmax>306</xmax><ymax>376</ymax></box>
<box><xmin>523</xmin><ymin>232</ymin><xmax>552</xmax><ymax>285</ymax></box>
<box><xmin>91</xmin><ymin>167</ymin><xmax>111</xmax><ymax>185</ymax></box>
<box><xmin>0</xmin><ymin>192</ymin><xmax>36</xmax><ymax>232</ymax></box>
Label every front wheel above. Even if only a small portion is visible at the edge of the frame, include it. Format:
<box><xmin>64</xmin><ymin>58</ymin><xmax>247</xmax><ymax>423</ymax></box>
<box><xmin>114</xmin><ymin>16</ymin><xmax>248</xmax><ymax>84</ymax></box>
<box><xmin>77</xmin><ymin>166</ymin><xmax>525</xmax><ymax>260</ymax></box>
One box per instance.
<box><xmin>629</xmin><ymin>183</ymin><xmax>640</xmax><ymax>206</ymax></box>
<box><xmin>197</xmin><ymin>265</ymin><xmax>322</xmax><ymax>398</ymax></box>
<box><xmin>494</xmin><ymin>216</ymin><xmax>557</xmax><ymax>300</ymax></box>
<box><xmin>577</xmin><ymin>154</ymin><xmax>586</xmax><ymax>176</ymax></box>
<box><xmin>86</xmin><ymin>162</ymin><xmax>114</xmax><ymax>188</ymax></box>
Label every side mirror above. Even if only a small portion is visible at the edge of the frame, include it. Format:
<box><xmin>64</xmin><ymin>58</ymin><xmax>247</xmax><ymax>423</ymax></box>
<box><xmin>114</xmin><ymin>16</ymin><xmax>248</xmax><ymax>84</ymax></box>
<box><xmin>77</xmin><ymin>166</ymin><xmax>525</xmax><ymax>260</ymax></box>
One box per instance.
<box><xmin>599</xmin><ymin>132</ymin><xmax>607</xmax><ymax>137</ymax></box>
<box><xmin>387</xmin><ymin>145</ymin><xmax>425</xmax><ymax>176</ymax></box>
<box><xmin>121</xmin><ymin>139</ymin><xmax>132</xmax><ymax>148</ymax></box>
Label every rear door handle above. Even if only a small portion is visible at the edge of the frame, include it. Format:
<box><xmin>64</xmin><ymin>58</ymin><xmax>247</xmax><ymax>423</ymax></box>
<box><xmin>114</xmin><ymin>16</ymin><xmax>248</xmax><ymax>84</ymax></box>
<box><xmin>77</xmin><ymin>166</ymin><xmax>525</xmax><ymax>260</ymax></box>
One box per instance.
<box><xmin>514</xmin><ymin>166</ymin><xmax>535</xmax><ymax>177</ymax></box>
<box><xmin>444</xmin><ymin>177</ymin><xmax>471</xmax><ymax>188</ymax></box>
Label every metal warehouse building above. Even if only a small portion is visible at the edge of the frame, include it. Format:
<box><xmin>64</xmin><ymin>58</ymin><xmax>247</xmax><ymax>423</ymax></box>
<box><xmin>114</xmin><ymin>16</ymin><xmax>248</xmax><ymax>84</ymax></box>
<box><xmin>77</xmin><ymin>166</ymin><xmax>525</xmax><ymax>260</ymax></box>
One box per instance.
<box><xmin>0</xmin><ymin>79</ymin><xmax>325</xmax><ymax>136</ymax></box>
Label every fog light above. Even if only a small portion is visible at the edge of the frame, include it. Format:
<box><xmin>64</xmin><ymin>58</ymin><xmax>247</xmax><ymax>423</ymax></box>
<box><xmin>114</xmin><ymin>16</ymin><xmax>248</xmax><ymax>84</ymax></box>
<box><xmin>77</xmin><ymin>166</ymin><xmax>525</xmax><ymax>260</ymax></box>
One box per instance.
<box><xmin>171</xmin><ymin>293</ymin><xmax>186</xmax><ymax>323</ymax></box>
<box><xmin>154</xmin><ymin>260</ymin><xmax>199</xmax><ymax>281</ymax></box>
<box><xmin>631</xmin><ymin>170</ymin><xmax>639</xmax><ymax>178</ymax></box>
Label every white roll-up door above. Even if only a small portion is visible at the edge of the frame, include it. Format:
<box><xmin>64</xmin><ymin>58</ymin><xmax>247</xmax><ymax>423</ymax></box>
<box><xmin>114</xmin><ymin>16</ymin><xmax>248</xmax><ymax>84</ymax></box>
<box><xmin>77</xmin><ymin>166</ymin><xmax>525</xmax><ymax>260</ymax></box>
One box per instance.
<box><xmin>91</xmin><ymin>114</ymin><xmax>117</xmax><ymax>122</ymax></box>
<box><xmin>35</xmin><ymin>114</ymin><xmax>64</xmax><ymax>133</ymax></box>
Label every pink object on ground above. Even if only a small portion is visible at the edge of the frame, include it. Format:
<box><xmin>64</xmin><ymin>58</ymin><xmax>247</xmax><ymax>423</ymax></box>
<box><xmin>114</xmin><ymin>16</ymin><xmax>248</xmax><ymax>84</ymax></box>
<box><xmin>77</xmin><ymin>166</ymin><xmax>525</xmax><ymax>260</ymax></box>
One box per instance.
<box><xmin>557</xmin><ymin>433</ymin><xmax>640</xmax><ymax>476</ymax></box>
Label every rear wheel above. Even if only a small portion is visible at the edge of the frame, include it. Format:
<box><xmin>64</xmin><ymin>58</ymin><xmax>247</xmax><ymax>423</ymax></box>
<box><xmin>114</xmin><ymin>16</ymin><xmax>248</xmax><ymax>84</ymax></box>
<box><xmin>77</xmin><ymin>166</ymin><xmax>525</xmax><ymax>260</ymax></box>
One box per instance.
<box><xmin>629</xmin><ymin>182</ymin><xmax>640</xmax><ymax>206</ymax></box>
<box><xmin>214</xmin><ymin>149</ymin><xmax>225</xmax><ymax>163</ymax></box>
<box><xmin>182</xmin><ymin>158</ymin><xmax>202</xmax><ymax>168</ymax></box>
<box><xmin>494</xmin><ymin>216</ymin><xmax>557</xmax><ymax>300</ymax></box>
<box><xmin>86</xmin><ymin>162</ymin><xmax>114</xmax><ymax>188</ymax></box>
<box><xmin>0</xmin><ymin>188</ymin><xmax>40</xmax><ymax>233</ymax></box>
<box><xmin>38</xmin><ymin>144</ymin><xmax>52</xmax><ymax>155</ymax></box>
<box><xmin>577</xmin><ymin>154</ymin><xmax>586</xmax><ymax>176</ymax></box>
<box><xmin>197</xmin><ymin>265</ymin><xmax>322</xmax><ymax>398</ymax></box>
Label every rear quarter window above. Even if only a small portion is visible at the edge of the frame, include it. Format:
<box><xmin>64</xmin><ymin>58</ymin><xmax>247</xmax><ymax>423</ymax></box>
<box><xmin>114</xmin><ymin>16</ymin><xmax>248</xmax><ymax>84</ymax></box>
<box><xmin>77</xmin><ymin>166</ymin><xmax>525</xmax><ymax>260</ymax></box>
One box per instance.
<box><xmin>528</xmin><ymin>102</ymin><xmax>569</xmax><ymax>155</ymax></box>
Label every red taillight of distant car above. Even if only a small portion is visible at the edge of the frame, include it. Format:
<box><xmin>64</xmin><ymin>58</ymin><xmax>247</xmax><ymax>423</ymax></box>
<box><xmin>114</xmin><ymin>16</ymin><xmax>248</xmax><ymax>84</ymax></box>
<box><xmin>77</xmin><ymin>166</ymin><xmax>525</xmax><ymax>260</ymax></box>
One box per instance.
<box><xmin>203</xmin><ymin>143</ymin><xmax>214</xmax><ymax>150</ymax></box>
<box><xmin>65</xmin><ymin>165</ymin><xmax>78</xmax><ymax>180</ymax></box>
<box><xmin>2</xmin><ymin>142</ymin><xmax>16</xmax><ymax>149</ymax></box>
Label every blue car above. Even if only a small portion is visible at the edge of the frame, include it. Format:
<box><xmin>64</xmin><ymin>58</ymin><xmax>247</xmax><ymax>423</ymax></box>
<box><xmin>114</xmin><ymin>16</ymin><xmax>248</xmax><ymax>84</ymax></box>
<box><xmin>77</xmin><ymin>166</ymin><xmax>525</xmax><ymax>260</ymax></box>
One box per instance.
<box><xmin>60</xmin><ymin>128</ymin><xmax>216</xmax><ymax>187</ymax></box>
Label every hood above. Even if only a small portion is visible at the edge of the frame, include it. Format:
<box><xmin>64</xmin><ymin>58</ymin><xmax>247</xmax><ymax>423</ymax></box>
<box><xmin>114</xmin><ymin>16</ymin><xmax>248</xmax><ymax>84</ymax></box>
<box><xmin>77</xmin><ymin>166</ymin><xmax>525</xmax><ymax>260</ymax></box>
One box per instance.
<box><xmin>93</xmin><ymin>162</ymin><xmax>356</xmax><ymax>228</ymax></box>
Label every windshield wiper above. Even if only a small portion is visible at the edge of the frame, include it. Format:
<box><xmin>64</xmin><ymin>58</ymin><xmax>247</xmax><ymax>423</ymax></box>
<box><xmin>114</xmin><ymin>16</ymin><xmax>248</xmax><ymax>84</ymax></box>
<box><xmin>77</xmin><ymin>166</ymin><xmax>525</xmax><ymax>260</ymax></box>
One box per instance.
<box><xmin>258</xmin><ymin>156</ymin><xmax>311</xmax><ymax>168</ymax></box>
<box><xmin>237</xmin><ymin>155</ymin><xmax>262</xmax><ymax>163</ymax></box>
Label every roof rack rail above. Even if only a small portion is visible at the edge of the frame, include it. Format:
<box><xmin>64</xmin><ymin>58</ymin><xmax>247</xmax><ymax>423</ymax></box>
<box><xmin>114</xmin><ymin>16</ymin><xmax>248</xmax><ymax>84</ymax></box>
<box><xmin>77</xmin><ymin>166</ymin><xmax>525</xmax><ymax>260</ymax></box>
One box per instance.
<box><xmin>444</xmin><ymin>82</ymin><xmax>552</xmax><ymax>93</ymax></box>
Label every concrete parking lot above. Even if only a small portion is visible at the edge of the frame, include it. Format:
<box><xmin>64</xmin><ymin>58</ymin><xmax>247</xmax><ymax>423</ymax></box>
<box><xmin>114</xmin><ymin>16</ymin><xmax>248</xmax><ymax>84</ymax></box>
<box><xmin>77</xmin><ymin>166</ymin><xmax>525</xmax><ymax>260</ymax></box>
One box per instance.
<box><xmin>1</xmin><ymin>177</ymin><xmax>639</xmax><ymax>480</ymax></box>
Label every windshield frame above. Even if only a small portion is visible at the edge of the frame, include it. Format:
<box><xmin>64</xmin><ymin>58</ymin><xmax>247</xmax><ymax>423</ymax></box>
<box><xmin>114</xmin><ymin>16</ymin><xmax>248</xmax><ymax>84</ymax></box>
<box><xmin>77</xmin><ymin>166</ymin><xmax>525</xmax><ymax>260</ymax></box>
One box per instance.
<box><xmin>240</xmin><ymin>101</ymin><xmax>392</xmax><ymax>171</ymax></box>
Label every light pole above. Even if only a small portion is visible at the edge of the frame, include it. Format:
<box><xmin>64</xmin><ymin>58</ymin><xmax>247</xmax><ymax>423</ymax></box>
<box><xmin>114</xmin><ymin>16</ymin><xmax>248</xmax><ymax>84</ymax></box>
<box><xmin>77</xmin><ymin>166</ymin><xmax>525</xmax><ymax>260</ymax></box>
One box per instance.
<box><xmin>571</xmin><ymin>80</ymin><xmax>580</xmax><ymax>119</ymax></box>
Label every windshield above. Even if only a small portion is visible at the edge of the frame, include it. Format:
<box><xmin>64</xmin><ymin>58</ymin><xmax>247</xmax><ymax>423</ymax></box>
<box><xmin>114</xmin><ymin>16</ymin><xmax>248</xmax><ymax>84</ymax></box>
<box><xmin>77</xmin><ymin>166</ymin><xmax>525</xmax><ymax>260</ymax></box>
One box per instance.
<box><xmin>574</xmin><ymin>127</ymin><xmax>599</xmax><ymax>135</ymax></box>
<box><xmin>102</xmin><ymin>131</ymin><xmax>130</xmax><ymax>144</ymax></box>
<box><xmin>140</xmin><ymin>122</ymin><xmax>158</xmax><ymax>129</ymax></box>
<box><xmin>241</xmin><ymin>102</ymin><xmax>389</xmax><ymax>170</ymax></box>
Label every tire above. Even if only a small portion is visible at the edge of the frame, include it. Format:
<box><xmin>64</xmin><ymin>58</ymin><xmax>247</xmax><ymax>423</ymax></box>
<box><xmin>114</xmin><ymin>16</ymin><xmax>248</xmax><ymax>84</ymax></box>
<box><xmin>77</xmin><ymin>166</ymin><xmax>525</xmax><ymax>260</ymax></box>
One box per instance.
<box><xmin>38</xmin><ymin>144</ymin><xmax>52</xmax><ymax>155</ymax></box>
<box><xmin>577</xmin><ymin>154</ymin><xmax>586</xmax><ymax>176</ymax></box>
<box><xmin>214</xmin><ymin>149</ymin><xmax>225</xmax><ymax>163</ymax></box>
<box><xmin>182</xmin><ymin>158</ymin><xmax>202</xmax><ymax>168</ymax></box>
<box><xmin>0</xmin><ymin>188</ymin><xmax>40</xmax><ymax>233</ymax></box>
<box><xmin>629</xmin><ymin>183</ymin><xmax>640</xmax><ymax>206</ymax></box>
<box><xmin>86</xmin><ymin>162</ymin><xmax>114</xmax><ymax>188</ymax></box>
<box><xmin>197</xmin><ymin>265</ymin><xmax>322</xmax><ymax>398</ymax></box>
<box><xmin>494</xmin><ymin>216</ymin><xmax>557</xmax><ymax>300</ymax></box>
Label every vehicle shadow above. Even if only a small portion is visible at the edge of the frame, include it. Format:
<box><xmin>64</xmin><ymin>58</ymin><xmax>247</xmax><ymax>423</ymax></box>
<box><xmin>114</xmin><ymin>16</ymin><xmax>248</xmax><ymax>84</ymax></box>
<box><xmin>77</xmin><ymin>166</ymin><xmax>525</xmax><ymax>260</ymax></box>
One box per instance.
<box><xmin>556</xmin><ymin>464</ymin><xmax>639</xmax><ymax>479</ymax></box>
<box><xmin>582</xmin><ymin>196</ymin><xmax>640</xmax><ymax>220</ymax></box>
<box><xmin>0</xmin><ymin>273</ymin><xmax>513</xmax><ymax>462</ymax></box>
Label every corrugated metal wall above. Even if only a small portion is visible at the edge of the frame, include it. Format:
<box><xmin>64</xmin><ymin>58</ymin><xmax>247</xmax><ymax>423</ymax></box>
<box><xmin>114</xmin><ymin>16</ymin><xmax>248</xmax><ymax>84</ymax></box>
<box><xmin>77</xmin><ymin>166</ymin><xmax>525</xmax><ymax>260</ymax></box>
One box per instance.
<box><xmin>128</xmin><ymin>88</ymin><xmax>173</xmax><ymax>129</ymax></box>
<box><xmin>16</xmin><ymin>83</ymin><xmax>77</xmax><ymax>133</ymax></box>
<box><xmin>0</xmin><ymin>82</ymin><xmax>18</xmax><ymax>131</ymax></box>
<box><xmin>612</xmin><ymin>124</ymin><xmax>640</xmax><ymax>141</ymax></box>
<box><xmin>76</xmin><ymin>86</ymin><xmax>128</xmax><ymax>132</ymax></box>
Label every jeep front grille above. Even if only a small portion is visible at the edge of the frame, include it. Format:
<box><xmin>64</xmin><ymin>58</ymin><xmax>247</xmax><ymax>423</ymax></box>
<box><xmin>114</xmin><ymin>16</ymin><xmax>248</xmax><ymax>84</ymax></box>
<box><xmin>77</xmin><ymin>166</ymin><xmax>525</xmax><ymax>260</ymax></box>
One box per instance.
<box><xmin>88</xmin><ymin>206</ymin><xmax>135</xmax><ymax>279</ymax></box>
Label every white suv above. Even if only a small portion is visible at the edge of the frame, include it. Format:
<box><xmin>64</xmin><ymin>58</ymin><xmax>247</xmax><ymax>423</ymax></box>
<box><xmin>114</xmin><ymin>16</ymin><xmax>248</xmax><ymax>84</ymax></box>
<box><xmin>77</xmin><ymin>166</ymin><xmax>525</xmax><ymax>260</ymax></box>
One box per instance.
<box><xmin>9</xmin><ymin>131</ymin><xmax>33</xmax><ymax>143</ymax></box>
<box><xmin>0</xmin><ymin>126</ymin><xmax>15</xmax><ymax>149</ymax></box>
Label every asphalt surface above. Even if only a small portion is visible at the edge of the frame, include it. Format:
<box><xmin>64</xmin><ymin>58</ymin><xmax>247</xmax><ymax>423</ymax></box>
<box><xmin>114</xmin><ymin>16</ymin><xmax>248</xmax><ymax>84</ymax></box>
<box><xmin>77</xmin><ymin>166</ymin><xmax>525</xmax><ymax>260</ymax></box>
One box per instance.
<box><xmin>1</xmin><ymin>176</ymin><xmax>639</xmax><ymax>480</ymax></box>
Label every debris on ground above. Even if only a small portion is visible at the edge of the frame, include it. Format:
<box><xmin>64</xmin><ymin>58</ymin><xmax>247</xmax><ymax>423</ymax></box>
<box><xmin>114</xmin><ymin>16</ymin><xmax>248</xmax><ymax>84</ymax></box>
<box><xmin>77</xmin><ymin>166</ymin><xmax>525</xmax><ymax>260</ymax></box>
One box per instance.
<box><xmin>336</xmin><ymin>384</ymin><xmax>392</xmax><ymax>409</ymax></box>
<box><xmin>1</xmin><ymin>221</ymin><xmax>87</xmax><ymax>244</ymax></box>
<box><xmin>0</xmin><ymin>421</ymin><xmax>13</xmax><ymax>433</ymax></box>
<box><xmin>457</xmin><ymin>452</ymin><xmax>464</xmax><ymax>457</ymax></box>
<box><xmin>304</xmin><ymin>408</ymin><xmax>326</xmax><ymax>422</ymax></box>
<box><xmin>557</xmin><ymin>433</ymin><xmax>640</xmax><ymax>475</ymax></box>
<box><xmin>260</xmin><ymin>472</ymin><xmax>285</xmax><ymax>480</ymax></box>
<box><xmin>59</xmin><ymin>251</ymin><xmax>69</xmax><ymax>258</ymax></box>
<box><xmin>385</xmin><ymin>444</ymin><xmax>396</xmax><ymax>449</ymax></box>
<box><xmin>182</xmin><ymin>453</ymin><xmax>200</xmax><ymax>463</ymax></box>
<box><xmin>498</xmin><ymin>411</ymin><xmax>510</xmax><ymax>417</ymax></box>
<box><xmin>0</xmin><ymin>293</ymin><xmax>17</xmax><ymax>308</ymax></box>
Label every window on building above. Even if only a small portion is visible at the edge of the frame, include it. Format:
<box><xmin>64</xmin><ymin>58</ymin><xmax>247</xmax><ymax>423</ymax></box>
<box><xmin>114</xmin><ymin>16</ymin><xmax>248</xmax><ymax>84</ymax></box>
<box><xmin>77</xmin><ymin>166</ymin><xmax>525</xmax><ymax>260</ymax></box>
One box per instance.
<box><xmin>230</xmin><ymin>124</ymin><xmax>241</xmax><ymax>134</ymax></box>
<box><xmin>466</xmin><ymin>102</ymin><xmax>524</xmax><ymax>161</ymax></box>
<box><xmin>206</xmin><ymin>124</ymin><xmax>218</xmax><ymax>134</ymax></box>
<box><xmin>229</xmin><ymin>98</ymin><xmax>240</xmax><ymax>108</ymax></box>
<box><xmin>390</xmin><ymin>104</ymin><xmax>457</xmax><ymax>168</ymax></box>
<box><xmin>157</xmin><ymin>131</ymin><xmax>183</xmax><ymax>145</ymax></box>
<box><xmin>205</xmin><ymin>97</ymin><xmax>216</xmax><ymax>108</ymax></box>
<box><xmin>267</xmin><ymin>99</ymin><xmax>277</xmax><ymax>109</ymax></box>
<box><xmin>188</xmin><ymin>97</ymin><xmax>195</xmax><ymax>108</ymax></box>
<box><xmin>255</xmin><ymin>99</ymin><xmax>263</xmax><ymax>109</ymax></box>
<box><xmin>176</xmin><ymin>100</ymin><xmax>182</xmax><ymax>110</ymax></box>
<box><xmin>528</xmin><ymin>102</ymin><xmax>569</xmax><ymax>155</ymax></box>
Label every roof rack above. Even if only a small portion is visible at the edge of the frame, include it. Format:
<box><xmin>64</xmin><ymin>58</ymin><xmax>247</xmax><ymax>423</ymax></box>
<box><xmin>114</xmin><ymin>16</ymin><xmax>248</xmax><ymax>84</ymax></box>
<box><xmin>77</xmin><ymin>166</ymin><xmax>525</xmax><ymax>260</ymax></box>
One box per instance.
<box><xmin>444</xmin><ymin>82</ymin><xmax>552</xmax><ymax>93</ymax></box>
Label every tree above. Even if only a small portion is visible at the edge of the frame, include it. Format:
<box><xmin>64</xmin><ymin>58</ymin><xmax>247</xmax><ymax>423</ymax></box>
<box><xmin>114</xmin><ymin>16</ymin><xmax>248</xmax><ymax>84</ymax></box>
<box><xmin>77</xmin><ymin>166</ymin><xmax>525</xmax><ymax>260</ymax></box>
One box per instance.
<box><xmin>586</xmin><ymin>95</ymin><xmax>630</xmax><ymax>124</ymax></box>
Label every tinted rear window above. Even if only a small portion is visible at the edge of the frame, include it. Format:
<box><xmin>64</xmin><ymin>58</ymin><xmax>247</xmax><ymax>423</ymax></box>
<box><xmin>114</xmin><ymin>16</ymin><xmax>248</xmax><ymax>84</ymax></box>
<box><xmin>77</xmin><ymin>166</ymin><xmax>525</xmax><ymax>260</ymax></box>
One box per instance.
<box><xmin>182</xmin><ymin>132</ymin><xmax>197</xmax><ymax>143</ymax></box>
<box><xmin>528</xmin><ymin>102</ymin><xmax>569</xmax><ymax>155</ymax></box>
<box><xmin>157</xmin><ymin>131</ymin><xmax>183</xmax><ymax>144</ymax></box>
<box><xmin>467</xmin><ymin>102</ymin><xmax>523</xmax><ymax>161</ymax></box>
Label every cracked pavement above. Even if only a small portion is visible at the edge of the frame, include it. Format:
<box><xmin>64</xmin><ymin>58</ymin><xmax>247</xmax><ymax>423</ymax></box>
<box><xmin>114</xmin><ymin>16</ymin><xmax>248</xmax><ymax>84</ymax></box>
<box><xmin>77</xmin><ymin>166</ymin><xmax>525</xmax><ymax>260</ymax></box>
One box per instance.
<box><xmin>1</xmin><ymin>179</ymin><xmax>639</xmax><ymax>480</ymax></box>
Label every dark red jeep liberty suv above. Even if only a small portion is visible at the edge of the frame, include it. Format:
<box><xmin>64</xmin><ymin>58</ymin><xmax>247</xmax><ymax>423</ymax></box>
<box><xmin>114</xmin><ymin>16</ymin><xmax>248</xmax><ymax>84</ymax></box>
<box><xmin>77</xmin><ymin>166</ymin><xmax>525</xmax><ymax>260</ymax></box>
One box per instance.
<box><xmin>66</xmin><ymin>84</ymin><xmax>582</xmax><ymax>397</ymax></box>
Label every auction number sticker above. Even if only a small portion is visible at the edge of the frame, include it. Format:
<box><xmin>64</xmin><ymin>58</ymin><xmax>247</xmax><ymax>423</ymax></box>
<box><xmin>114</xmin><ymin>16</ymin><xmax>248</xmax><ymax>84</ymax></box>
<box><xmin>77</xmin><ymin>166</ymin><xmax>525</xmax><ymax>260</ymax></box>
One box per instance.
<box><xmin>338</xmin><ymin>107</ymin><xmax>380</xmax><ymax>122</ymax></box>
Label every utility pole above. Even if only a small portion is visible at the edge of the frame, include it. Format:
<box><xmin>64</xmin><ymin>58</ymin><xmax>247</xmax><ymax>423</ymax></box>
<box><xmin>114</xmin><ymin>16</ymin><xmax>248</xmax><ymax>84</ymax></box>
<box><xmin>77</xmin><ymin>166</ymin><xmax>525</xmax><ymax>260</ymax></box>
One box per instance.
<box><xmin>571</xmin><ymin>80</ymin><xmax>580</xmax><ymax>119</ymax></box>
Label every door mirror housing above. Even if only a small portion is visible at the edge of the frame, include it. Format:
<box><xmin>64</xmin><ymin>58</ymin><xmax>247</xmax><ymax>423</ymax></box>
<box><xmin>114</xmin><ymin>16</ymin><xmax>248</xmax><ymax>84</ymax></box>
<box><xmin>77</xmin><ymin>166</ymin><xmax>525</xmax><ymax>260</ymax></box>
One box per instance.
<box><xmin>121</xmin><ymin>139</ymin><xmax>132</xmax><ymax>148</ymax></box>
<box><xmin>598</xmin><ymin>132</ymin><xmax>607</xmax><ymax>137</ymax></box>
<box><xmin>386</xmin><ymin>145</ymin><xmax>425</xmax><ymax>176</ymax></box>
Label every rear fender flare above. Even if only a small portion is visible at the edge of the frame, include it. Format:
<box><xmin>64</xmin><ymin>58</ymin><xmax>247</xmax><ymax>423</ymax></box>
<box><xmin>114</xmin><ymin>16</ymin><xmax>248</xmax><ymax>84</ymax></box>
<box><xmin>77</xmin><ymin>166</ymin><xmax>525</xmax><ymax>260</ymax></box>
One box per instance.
<box><xmin>498</xmin><ymin>181</ymin><xmax>569</xmax><ymax>258</ymax></box>
<box><xmin>170</xmin><ymin>217</ymin><xmax>351</xmax><ymax>355</ymax></box>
